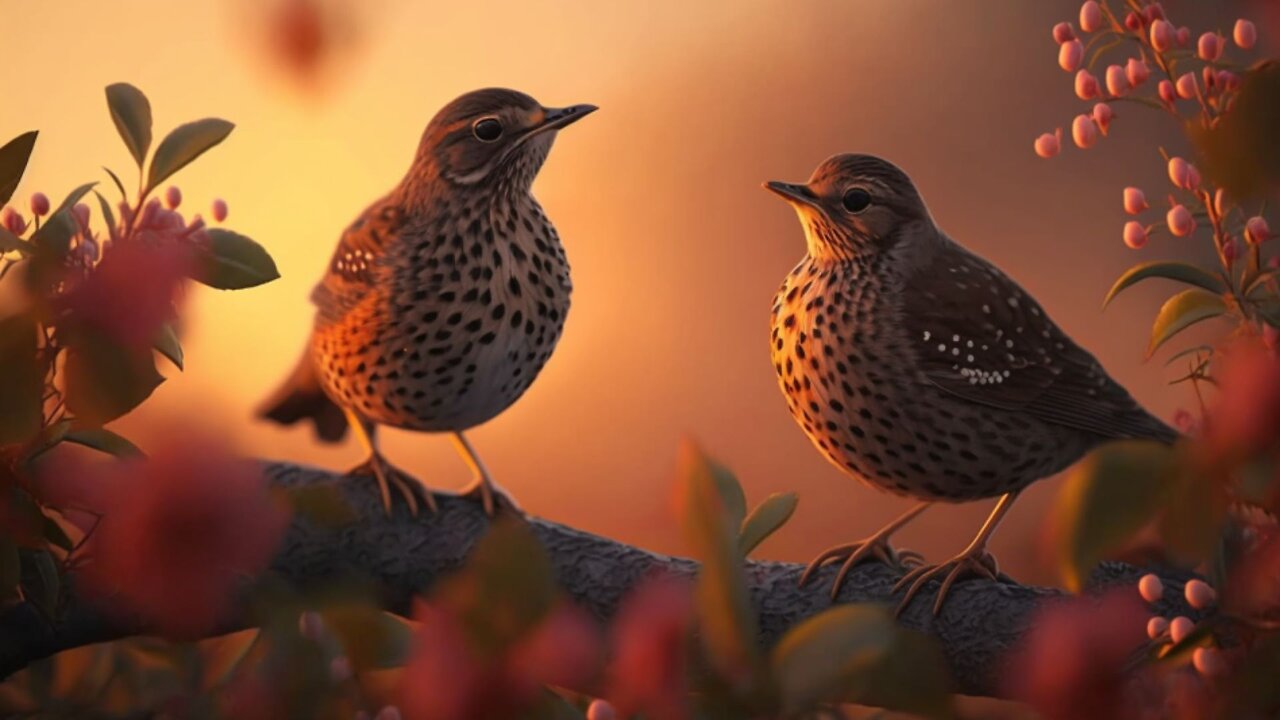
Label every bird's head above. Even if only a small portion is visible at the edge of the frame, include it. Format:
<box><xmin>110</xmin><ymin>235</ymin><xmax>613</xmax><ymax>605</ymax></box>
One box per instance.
<box><xmin>414</xmin><ymin>88</ymin><xmax>596</xmax><ymax>192</ymax></box>
<box><xmin>765</xmin><ymin>154</ymin><xmax>933</xmax><ymax>262</ymax></box>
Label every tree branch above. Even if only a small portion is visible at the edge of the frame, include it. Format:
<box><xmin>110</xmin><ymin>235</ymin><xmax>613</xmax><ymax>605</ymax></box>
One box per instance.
<box><xmin>0</xmin><ymin>461</ymin><xmax>1202</xmax><ymax>698</ymax></box>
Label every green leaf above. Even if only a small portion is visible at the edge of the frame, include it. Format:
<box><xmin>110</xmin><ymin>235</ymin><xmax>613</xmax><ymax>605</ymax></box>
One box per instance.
<box><xmin>41</xmin><ymin>515</ymin><xmax>73</xmax><ymax>553</ymax></box>
<box><xmin>105</xmin><ymin>83</ymin><xmax>153</xmax><ymax>168</ymax></box>
<box><xmin>192</xmin><ymin>229</ymin><xmax>280</xmax><ymax>289</ymax></box>
<box><xmin>322</xmin><ymin>606</ymin><xmax>413</xmax><ymax>670</ymax></box>
<box><xmin>1146</xmin><ymin>289</ymin><xmax>1228</xmax><ymax>358</ymax></box>
<box><xmin>1157</xmin><ymin>464</ymin><xmax>1228</xmax><ymax>567</ymax></box>
<box><xmin>771</xmin><ymin>604</ymin><xmax>896</xmax><ymax>713</ymax></box>
<box><xmin>1055</xmin><ymin>441</ymin><xmax>1179</xmax><ymax>592</ymax></box>
<box><xmin>285</xmin><ymin>484</ymin><xmax>356</xmax><ymax>528</ymax></box>
<box><xmin>200</xmin><ymin>630</ymin><xmax>261</xmax><ymax>690</ymax></box>
<box><xmin>0</xmin><ymin>539</ymin><xmax>18</xmax><ymax>603</ymax></box>
<box><xmin>28</xmin><ymin>549</ymin><xmax>61</xmax><ymax>618</ymax></box>
<box><xmin>1193</xmin><ymin>61</ymin><xmax>1280</xmax><ymax>198</ymax></box>
<box><xmin>147</xmin><ymin>118</ymin><xmax>234</xmax><ymax>191</ymax></box>
<box><xmin>93</xmin><ymin>190</ymin><xmax>118</xmax><ymax>242</ymax></box>
<box><xmin>739</xmin><ymin>492</ymin><xmax>798</xmax><ymax>556</ymax></box>
<box><xmin>154</xmin><ymin>323</ymin><xmax>184</xmax><ymax>370</ymax></box>
<box><xmin>102</xmin><ymin>166</ymin><xmax>128</xmax><ymax>202</ymax></box>
<box><xmin>1103</xmin><ymin>261</ymin><xmax>1227</xmax><ymax>309</ymax></box>
<box><xmin>63</xmin><ymin>336</ymin><xmax>165</xmax><ymax>425</ymax></box>
<box><xmin>62</xmin><ymin>427</ymin><xmax>144</xmax><ymax>458</ymax></box>
<box><xmin>0</xmin><ymin>313</ymin><xmax>44</xmax><ymax>446</ymax></box>
<box><xmin>849</xmin><ymin>629</ymin><xmax>953</xmax><ymax>717</ymax></box>
<box><xmin>0</xmin><ymin>131</ymin><xmax>38</xmax><ymax>207</ymax></box>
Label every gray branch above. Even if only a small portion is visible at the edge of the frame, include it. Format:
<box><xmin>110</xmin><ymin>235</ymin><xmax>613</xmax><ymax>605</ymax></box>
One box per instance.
<box><xmin>0</xmin><ymin>461</ymin><xmax>1201</xmax><ymax>698</ymax></box>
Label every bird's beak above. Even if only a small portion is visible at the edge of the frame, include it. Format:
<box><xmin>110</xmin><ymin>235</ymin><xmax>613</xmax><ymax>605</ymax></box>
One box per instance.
<box><xmin>529</xmin><ymin>104</ymin><xmax>598</xmax><ymax>137</ymax></box>
<box><xmin>764</xmin><ymin>181</ymin><xmax>820</xmax><ymax>208</ymax></box>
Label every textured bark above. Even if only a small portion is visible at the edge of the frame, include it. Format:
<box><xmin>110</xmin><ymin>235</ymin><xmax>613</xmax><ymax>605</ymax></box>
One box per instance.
<box><xmin>0</xmin><ymin>461</ymin><xmax>1201</xmax><ymax>698</ymax></box>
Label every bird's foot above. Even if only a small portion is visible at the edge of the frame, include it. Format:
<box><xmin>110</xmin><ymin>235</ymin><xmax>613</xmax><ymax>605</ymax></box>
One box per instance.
<box><xmin>347</xmin><ymin>455</ymin><xmax>438</xmax><ymax>517</ymax></box>
<box><xmin>892</xmin><ymin>547</ymin><xmax>1000</xmax><ymax>617</ymax></box>
<box><xmin>458</xmin><ymin>474</ymin><xmax>521</xmax><ymax>518</ymax></box>
<box><xmin>798</xmin><ymin>536</ymin><xmax>925</xmax><ymax>600</ymax></box>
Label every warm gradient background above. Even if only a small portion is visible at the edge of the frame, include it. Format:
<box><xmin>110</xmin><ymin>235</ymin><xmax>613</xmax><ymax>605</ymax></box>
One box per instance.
<box><xmin>2</xmin><ymin>0</ymin><xmax>1269</xmax><ymax>584</ymax></box>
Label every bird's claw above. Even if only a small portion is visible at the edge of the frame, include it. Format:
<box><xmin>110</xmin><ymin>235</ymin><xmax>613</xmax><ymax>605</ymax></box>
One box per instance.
<box><xmin>460</xmin><ymin>479</ymin><xmax>521</xmax><ymax>518</ymax></box>
<box><xmin>799</xmin><ymin>536</ymin><xmax>926</xmax><ymax>600</ymax></box>
<box><xmin>892</xmin><ymin>549</ymin><xmax>1000</xmax><ymax>616</ymax></box>
<box><xmin>347</xmin><ymin>456</ymin><xmax>438</xmax><ymax>517</ymax></box>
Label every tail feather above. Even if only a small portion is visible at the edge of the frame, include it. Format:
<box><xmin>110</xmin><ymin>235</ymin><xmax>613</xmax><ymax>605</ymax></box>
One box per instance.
<box><xmin>257</xmin><ymin>351</ymin><xmax>349</xmax><ymax>443</ymax></box>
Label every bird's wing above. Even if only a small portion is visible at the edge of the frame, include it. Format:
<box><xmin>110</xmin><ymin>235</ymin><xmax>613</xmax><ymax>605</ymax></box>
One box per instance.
<box><xmin>310</xmin><ymin>198</ymin><xmax>407</xmax><ymax>327</ymax></box>
<box><xmin>900</xmin><ymin>240</ymin><xmax>1177</xmax><ymax>443</ymax></box>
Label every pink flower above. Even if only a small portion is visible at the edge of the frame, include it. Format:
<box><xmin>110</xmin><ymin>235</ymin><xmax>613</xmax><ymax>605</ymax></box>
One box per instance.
<box><xmin>1158</xmin><ymin>79</ymin><xmax>1177</xmax><ymax>106</ymax></box>
<box><xmin>1176</xmin><ymin>72</ymin><xmax>1198</xmax><ymax>99</ymax></box>
<box><xmin>604</xmin><ymin>576</ymin><xmax>695</xmax><ymax>720</ymax></box>
<box><xmin>1076</xmin><ymin>69</ymin><xmax>1100</xmax><ymax>99</ymax></box>
<box><xmin>72</xmin><ymin>203</ymin><xmax>91</xmax><ymax>232</ymax></box>
<box><xmin>1059</xmin><ymin>39</ymin><xmax>1084</xmax><ymax>72</ymax></box>
<box><xmin>1053</xmin><ymin>21</ymin><xmax>1076</xmax><ymax>44</ymax></box>
<box><xmin>1125</xmin><ymin>58</ymin><xmax>1150</xmax><ymax>87</ymax></box>
<box><xmin>1034</xmin><ymin>130</ymin><xmax>1062</xmax><ymax>159</ymax></box>
<box><xmin>1167</xmin><ymin>205</ymin><xmax>1195</xmax><ymax>237</ymax></box>
<box><xmin>1150</xmin><ymin>19</ymin><xmax>1175</xmax><ymax>51</ymax></box>
<box><xmin>1080</xmin><ymin>1</ymin><xmax>1103</xmax><ymax>33</ymax></box>
<box><xmin>1072</xmin><ymin>114</ymin><xmax>1098</xmax><ymax>149</ymax></box>
<box><xmin>1</xmin><ymin>207</ymin><xmax>26</xmax><ymax>235</ymax></box>
<box><xmin>1198</xmin><ymin>32</ymin><xmax>1223</xmax><ymax>62</ymax></box>
<box><xmin>60</xmin><ymin>239</ymin><xmax>193</xmax><ymax>351</ymax></box>
<box><xmin>165</xmin><ymin>185</ymin><xmax>182</xmax><ymax>209</ymax></box>
<box><xmin>1092</xmin><ymin>103</ymin><xmax>1114</xmax><ymax>134</ymax></box>
<box><xmin>1176</xmin><ymin>26</ymin><xmax>1191</xmax><ymax>48</ymax></box>
<box><xmin>1123</xmin><ymin>221</ymin><xmax>1148</xmax><ymax>249</ymax></box>
<box><xmin>1207</xmin><ymin>339</ymin><xmax>1280</xmax><ymax>457</ymax></box>
<box><xmin>1245</xmin><ymin>216</ymin><xmax>1271</xmax><ymax>245</ymax></box>
<box><xmin>212</xmin><ymin>198</ymin><xmax>229</xmax><ymax>222</ymax></box>
<box><xmin>1123</xmin><ymin>187</ymin><xmax>1148</xmax><ymax>215</ymax></box>
<box><xmin>1234</xmin><ymin>19</ymin><xmax>1258</xmax><ymax>49</ymax></box>
<box><xmin>29</xmin><ymin>192</ymin><xmax>49</xmax><ymax>217</ymax></box>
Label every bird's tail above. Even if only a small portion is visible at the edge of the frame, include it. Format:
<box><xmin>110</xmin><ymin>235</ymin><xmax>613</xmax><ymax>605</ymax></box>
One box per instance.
<box><xmin>257</xmin><ymin>350</ymin><xmax>349</xmax><ymax>443</ymax></box>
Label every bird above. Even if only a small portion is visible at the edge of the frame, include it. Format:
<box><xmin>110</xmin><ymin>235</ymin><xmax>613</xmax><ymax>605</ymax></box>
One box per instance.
<box><xmin>259</xmin><ymin>88</ymin><xmax>596</xmax><ymax>516</ymax></box>
<box><xmin>764</xmin><ymin>153</ymin><xmax>1178</xmax><ymax>615</ymax></box>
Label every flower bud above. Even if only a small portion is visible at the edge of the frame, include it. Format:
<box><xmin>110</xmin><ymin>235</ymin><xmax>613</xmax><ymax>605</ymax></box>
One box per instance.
<box><xmin>1053</xmin><ymin>21</ymin><xmax>1076</xmax><ymax>44</ymax></box>
<box><xmin>1235</xmin><ymin>19</ymin><xmax>1258</xmax><ymax>50</ymax></box>
<box><xmin>1217</xmin><ymin>70</ymin><xmax>1240</xmax><ymax>91</ymax></box>
<box><xmin>2</xmin><ymin>207</ymin><xmax>26</xmax><ymax>235</ymax></box>
<box><xmin>1075</xmin><ymin>69</ymin><xmax>1100</xmax><ymax>99</ymax></box>
<box><xmin>1150</xmin><ymin>19</ymin><xmax>1174</xmax><ymax>51</ymax></box>
<box><xmin>1147</xmin><ymin>616</ymin><xmax>1169</xmax><ymax>639</ymax></box>
<box><xmin>1093</xmin><ymin>103</ymin><xmax>1114</xmax><ymax>134</ymax></box>
<box><xmin>1145</xmin><ymin>3</ymin><xmax>1165</xmax><ymax>22</ymax></box>
<box><xmin>1080</xmin><ymin>2</ymin><xmax>1103</xmax><ymax>32</ymax></box>
<box><xmin>298</xmin><ymin>611</ymin><xmax>326</xmax><ymax>641</ymax></box>
<box><xmin>1173</xmin><ymin>408</ymin><xmax>1197</xmax><ymax>433</ymax></box>
<box><xmin>1169</xmin><ymin>616</ymin><xmax>1194</xmax><ymax>644</ymax></box>
<box><xmin>1105</xmin><ymin>64</ymin><xmax>1130</xmax><ymax>96</ymax></box>
<box><xmin>29</xmin><ymin>192</ymin><xmax>49</xmax><ymax>217</ymax></box>
<box><xmin>1124</xmin><ymin>221</ymin><xmax>1149</xmax><ymax>249</ymax></box>
<box><xmin>374</xmin><ymin>707</ymin><xmax>402</xmax><ymax>720</ymax></box>
<box><xmin>1138</xmin><ymin>574</ymin><xmax>1164</xmax><ymax>602</ymax></box>
<box><xmin>1059</xmin><ymin>39</ymin><xmax>1085</xmax><ymax>72</ymax></box>
<box><xmin>1034</xmin><ymin>131</ymin><xmax>1062</xmax><ymax>159</ymax></box>
<box><xmin>72</xmin><ymin>203</ymin><xmax>91</xmax><ymax>231</ymax></box>
<box><xmin>1176</xmin><ymin>72</ymin><xmax>1198</xmax><ymax>99</ymax></box>
<box><xmin>329</xmin><ymin>655</ymin><xmax>353</xmax><ymax>682</ymax></box>
<box><xmin>1224</xmin><ymin>238</ymin><xmax>1239</xmax><ymax>263</ymax></box>
<box><xmin>1184</xmin><ymin>579</ymin><xmax>1217</xmax><ymax>609</ymax></box>
<box><xmin>1125</xmin><ymin>58</ymin><xmax>1150</xmax><ymax>88</ymax></box>
<box><xmin>165</xmin><ymin>185</ymin><xmax>182</xmax><ymax>209</ymax></box>
<box><xmin>1124</xmin><ymin>187</ymin><xmax>1148</xmax><ymax>215</ymax></box>
<box><xmin>1198</xmin><ymin>32</ymin><xmax>1223</xmax><ymax>62</ymax></box>
<box><xmin>212</xmin><ymin>198</ymin><xmax>229</xmax><ymax>222</ymax></box>
<box><xmin>587</xmin><ymin>700</ymin><xmax>618</xmax><ymax>720</ymax></box>
<box><xmin>1167</xmin><ymin>205</ymin><xmax>1196</xmax><ymax>237</ymax></box>
<box><xmin>1245</xmin><ymin>216</ymin><xmax>1271</xmax><ymax>245</ymax></box>
<box><xmin>1158</xmin><ymin>79</ymin><xmax>1177</xmax><ymax>106</ymax></box>
<box><xmin>1125</xmin><ymin>12</ymin><xmax>1142</xmax><ymax>32</ymax></box>
<box><xmin>1072</xmin><ymin>114</ymin><xmax>1098</xmax><ymax>148</ymax></box>
<box><xmin>1176</xmin><ymin>26</ymin><xmax>1191</xmax><ymax>47</ymax></box>
<box><xmin>1193</xmin><ymin>647</ymin><xmax>1227</xmax><ymax>676</ymax></box>
<box><xmin>1168</xmin><ymin>157</ymin><xmax>1190</xmax><ymax>188</ymax></box>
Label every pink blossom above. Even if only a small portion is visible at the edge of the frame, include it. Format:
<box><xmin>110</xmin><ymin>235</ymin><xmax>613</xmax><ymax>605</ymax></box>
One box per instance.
<box><xmin>1080</xmin><ymin>1</ymin><xmax>1103</xmax><ymax>32</ymax></box>
<box><xmin>1059</xmin><ymin>39</ymin><xmax>1084</xmax><ymax>72</ymax></box>
<box><xmin>1125</xmin><ymin>58</ymin><xmax>1150</xmax><ymax>87</ymax></box>
<box><xmin>1150</xmin><ymin>19</ymin><xmax>1174</xmax><ymax>51</ymax></box>
<box><xmin>1104</xmin><ymin>64</ymin><xmax>1129</xmax><ymax>96</ymax></box>
<box><xmin>1176</xmin><ymin>26</ymin><xmax>1191</xmax><ymax>48</ymax></box>
<box><xmin>1</xmin><ymin>207</ymin><xmax>26</xmax><ymax>235</ymax></box>
<box><xmin>165</xmin><ymin>185</ymin><xmax>182</xmax><ymax>209</ymax></box>
<box><xmin>1123</xmin><ymin>187</ymin><xmax>1148</xmax><ymax>215</ymax></box>
<box><xmin>1138</xmin><ymin>574</ymin><xmax>1163</xmax><ymax>603</ymax></box>
<box><xmin>1176</xmin><ymin>72</ymin><xmax>1198</xmax><ymax>99</ymax></box>
<box><xmin>604</xmin><ymin>576</ymin><xmax>695</xmax><ymax>720</ymax></box>
<box><xmin>1167</xmin><ymin>205</ymin><xmax>1195</xmax><ymax>237</ymax></box>
<box><xmin>1034</xmin><ymin>130</ymin><xmax>1062</xmax><ymax>159</ymax></box>
<box><xmin>1208</xmin><ymin>339</ymin><xmax>1280</xmax><ymax>457</ymax></box>
<box><xmin>1217</xmin><ymin>70</ymin><xmax>1240</xmax><ymax>91</ymax></box>
<box><xmin>1158</xmin><ymin>79</ymin><xmax>1177</xmax><ymax>106</ymax></box>
<box><xmin>1071</xmin><ymin>115</ymin><xmax>1098</xmax><ymax>149</ymax></box>
<box><xmin>1198</xmin><ymin>32</ymin><xmax>1223</xmax><ymax>62</ymax></box>
<box><xmin>1234</xmin><ymin>19</ymin><xmax>1258</xmax><ymax>49</ymax></box>
<box><xmin>1053</xmin><ymin>22</ymin><xmax>1076</xmax><ymax>44</ymax></box>
<box><xmin>1092</xmin><ymin>103</ymin><xmax>1113</xmax><ymax>134</ymax></box>
<box><xmin>29</xmin><ymin>192</ymin><xmax>49</xmax><ymax>217</ymax></box>
<box><xmin>1124</xmin><ymin>12</ymin><xmax>1142</xmax><ymax>32</ymax></box>
<box><xmin>1075</xmin><ymin>69</ymin><xmax>1100</xmax><ymax>99</ymax></box>
<box><xmin>1245</xmin><ymin>216</ymin><xmax>1271</xmax><ymax>245</ymax></box>
<box><xmin>1123</xmin><ymin>221</ymin><xmax>1148</xmax><ymax>249</ymax></box>
<box><xmin>212</xmin><ymin>198</ymin><xmax>229</xmax><ymax>222</ymax></box>
<box><xmin>1224</xmin><ymin>238</ymin><xmax>1239</xmax><ymax>263</ymax></box>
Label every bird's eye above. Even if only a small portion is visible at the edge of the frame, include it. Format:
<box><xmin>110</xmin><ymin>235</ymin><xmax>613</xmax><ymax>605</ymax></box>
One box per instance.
<box><xmin>842</xmin><ymin>189</ymin><xmax>872</xmax><ymax>213</ymax></box>
<box><xmin>473</xmin><ymin>117</ymin><xmax>503</xmax><ymax>142</ymax></box>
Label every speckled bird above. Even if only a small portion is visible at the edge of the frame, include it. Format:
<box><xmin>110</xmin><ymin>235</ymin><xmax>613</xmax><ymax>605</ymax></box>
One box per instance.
<box><xmin>260</xmin><ymin>88</ymin><xmax>595</xmax><ymax>516</ymax></box>
<box><xmin>765</xmin><ymin>154</ymin><xmax>1177</xmax><ymax>614</ymax></box>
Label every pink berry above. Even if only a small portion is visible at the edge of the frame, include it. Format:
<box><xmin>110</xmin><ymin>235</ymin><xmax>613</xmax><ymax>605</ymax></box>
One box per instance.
<box><xmin>1124</xmin><ymin>187</ymin><xmax>1148</xmax><ymax>215</ymax></box>
<box><xmin>1060</xmin><ymin>39</ymin><xmax>1085</xmax><ymax>72</ymax></box>
<box><xmin>1054</xmin><ymin>22</ymin><xmax>1077</xmax><ymax>44</ymax></box>
<box><xmin>1159</xmin><ymin>79</ymin><xmax>1177</xmax><ymax>106</ymax></box>
<box><xmin>1176</xmin><ymin>26</ymin><xmax>1191</xmax><ymax>48</ymax></box>
<box><xmin>1245</xmin><ymin>216</ymin><xmax>1271</xmax><ymax>245</ymax></box>
<box><xmin>1147</xmin><ymin>616</ymin><xmax>1169</xmax><ymax>640</ymax></box>
<box><xmin>1224</xmin><ymin>238</ymin><xmax>1240</xmax><ymax>263</ymax></box>
<box><xmin>72</xmin><ymin>203</ymin><xmax>91</xmax><ymax>230</ymax></box>
<box><xmin>1168</xmin><ymin>157</ymin><xmax>1191</xmax><ymax>188</ymax></box>
<box><xmin>29</xmin><ymin>192</ymin><xmax>49</xmax><ymax>217</ymax></box>
<box><xmin>329</xmin><ymin>655</ymin><xmax>353</xmax><ymax>682</ymax></box>
<box><xmin>1072</xmin><ymin>114</ymin><xmax>1098</xmax><ymax>149</ymax></box>
<box><xmin>1076</xmin><ymin>69</ymin><xmax>1100</xmax><ymax>100</ymax></box>
<box><xmin>1169</xmin><ymin>616</ymin><xmax>1194</xmax><ymax>644</ymax></box>
<box><xmin>1093</xmin><ymin>103</ymin><xmax>1114</xmax><ymax>135</ymax></box>
<box><xmin>1138</xmin><ymin>573</ymin><xmax>1164</xmax><ymax>602</ymax></box>
<box><xmin>1217</xmin><ymin>70</ymin><xmax>1240</xmax><ymax>91</ymax></box>
<box><xmin>212</xmin><ymin>198</ymin><xmax>229</xmax><ymax>222</ymax></box>
<box><xmin>1193</xmin><ymin>647</ymin><xmax>1227</xmax><ymax>676</ymax></box>
<box><xmin>165</xmin><ymin>186</ymin><xmax>182</xmax><ymax>209</ymax></box>
<box><xmin>586</xmin><ymin>700</ymin><xmax>618</xmax><ymax>720</ymax></box>
<box><xmin>1125</xmin><ymin>12</ymin><xmax>1142</xmax><ymax>32</ymax></box>
<box><xmin>1176</xmin><ymin>72</ymin><xmax>1198</xmax><ymax>99</ymax></box>
<box><xmin>1167</xmin><ymin>205</ymin><xmax>1196</xmax><ymax>237</ymax></box>
<box><xmin>1034</xmin><ymin>131</ymin><xmax>1062</xmax><ymax>159</ymax></box>
<box><xmin>1105</xmin><ymin>64</ymin><xmax>1130</xmax><ymax>96</ymax></box>
<box><xmin>1124</xmin><ymin>221</ymin><xmax>1149</xmax><ymax>249</ymax></box>
<box><xmin>1184</xmin><ymin>579</ymin><xmax>1217</xmax><ymax>609</ymax></box>
<box><xmin>1126</xmin><ymin>58</ymin><xmax>1150</xmax><ymax>87</ymax></box>
<box><xmin>1198</xmin><ymin>32</ymin><xmax>1223</xmax><ymax>62</ymax></box>
<box><xmin>1080</xmin><ymin>1</ymin><xmax>1103</xmax><ymax>32</ymax></box>
<box><xmin>1235</xmin><ymin>19</ymin><xmax>1258</xmax><ymax>50</ymax></box>
<box><xmin>1145</xmin><ymin>3</ymin><xmax>1165</xmax><ymax>22</ymax></box>
<box><xmin>2</xmin><ymin>207</ymin><xmax>25</xmax><ymax>235</ymax></box>
<box><xmin>1150</xmin><ymin>19</ymin><xmax>1175</xmax><ymax>51</ymax></box>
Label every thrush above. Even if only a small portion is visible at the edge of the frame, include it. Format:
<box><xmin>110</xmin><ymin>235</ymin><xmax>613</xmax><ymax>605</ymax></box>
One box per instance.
<box><xmin>765</xmin><ymin>154</ymin><xmax>1178</xmax><ymax>615</ymax></box>
<box><xmin>259</xmin><ymin>88</ymin><xmax>595</xmax><ymax>516</ymax></box>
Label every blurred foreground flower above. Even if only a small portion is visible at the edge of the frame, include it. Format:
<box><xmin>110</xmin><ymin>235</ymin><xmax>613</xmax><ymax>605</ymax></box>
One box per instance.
<box><xmin>602</xmin><ymin>574</ymin><xmax>695</xmax><ymax>720</ymax></box>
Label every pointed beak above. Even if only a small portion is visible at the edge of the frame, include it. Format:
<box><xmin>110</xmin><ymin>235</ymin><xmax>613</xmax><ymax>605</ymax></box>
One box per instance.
<box><xmin>764</xmin><ymin>181</ymin><xmax>819</xmax><ymax>208</ymax></box>
<box><xmin>533</xmin><ymin>104</ymin><xmax>598</xmax><ymax>135</ymax></box>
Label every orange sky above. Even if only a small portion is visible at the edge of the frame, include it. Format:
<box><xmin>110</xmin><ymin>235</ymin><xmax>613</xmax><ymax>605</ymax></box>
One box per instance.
<box><xmin>1</xmin><ymin>0</ymin><xmax>1264</xmax><ymax>583</ymax></box>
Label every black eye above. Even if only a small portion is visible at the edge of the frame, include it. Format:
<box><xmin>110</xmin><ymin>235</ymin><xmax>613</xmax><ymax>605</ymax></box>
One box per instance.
<box><xmin>842</xmin><ymin>189</ymin><xmax>872</xmax><ymax>213</ymax></box>
<box><xmin>473</xmin><ymin>117</ymin><xmax>503</xmax><ymax>142</ymax></box>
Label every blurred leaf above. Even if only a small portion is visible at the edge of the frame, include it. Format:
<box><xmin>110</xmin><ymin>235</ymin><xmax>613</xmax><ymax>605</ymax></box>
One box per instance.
<box><xmin>285</xmin><ymin>484</ymin><xmax>357</xmax><ymax>528</ymax></box>
<box><xmin>527</xmin><ymin>689</ymin><xmax>588</xmax><ymax>720</ymax></box>
<box><xmin>0</xmin><ymin>227</ymin><xmax>30</xmax><ymax>255</ymax></box>
<box><xmin>26</xmin><ymin>549</ymin><xmax>60</xmax><ymax>618</ymax></box>
<box><xmin>147</xmin><ymin>118</ymin><xmax>234</xmax><ymax>191</ymax></box>
<box><xmin>0</xmin><ymin>313</ymin><xmax>43</xmax><ymax>446</ymax></box>
<box><xmin>42</xmin><ymin>515</ymin><xmax>73</xmax><ymax>552</ymax></box>
<box><xmin>676</xmin><ymin>439</ymin><xmax>762</xmax><ymax>687</ymax></box>
<box><xmin>1193</xmin><ymin>61</ymin><xmax>1280</xmax><ymax>198</ymax></box>
<box><xmin>771</xmin><ymin>604</ymin><xmax>895</xmax><ymax>713</ymax></box>
<box><xmin>0</xmin><ymin>539</ymin><xmax>18</xmax><ymax>603</ymax></box>
<box><xmin>1055</xmin><ymin>441</ymin><xmax>1178</xmax><ymax>592</ymax></box>
<box><xmin>23</xmin><ymin>419</ymin><xmax>71</xmax><ymax>463</ymax></box>
<box><xmin>192</xmin><ymin>229</ymin><xmax>280</xmax><ymax>290</ymax></box>
<box><xmin>1103</xmin><ymin>261</ymin><xmax>1226</xmax><ymax>309</ymax></box>
<box><xmin>64</xmin><ymin>335</ymin><xmax>164</xmax><ymax>425</ymax></box>
<box><xmin>93</xmin><ymin>190</ymin><xmax>118</xmax><ymax>242</ymax></box>
<box><xmin>1157</xmin><ymin>465</ymin><xmax>1228</xmax><ymax>566</ymax></box>
<box><xmin>739</xmin><ymin>492</ymin><xmax>798</xmax><ymax>556</ymax></box>
<box><xmin>0</xmin><ymin>131</ymin><xmax>38</xmax><ymax>207</ymax></box>
<box><xmin>323</xmin><ymin>605</ymin><xmax>412</xmax><ymax>670</ymax></box>
<box><xmin>200</xmin><ymin>629</ymin><xmax>260</xmax><ymax>689</ymax></box>
<box><xmin>3</xmin><ymin>486</ymin><xmax>47</xmax><ymax>548</ymax></box>
<box><xmin>850</xmin><ymin>629</ymin><xmax>953</xmax><ymax>718</ymax></box>
<box><xmin>62</xmin><ymin>427</ymin><xmax>144</xmax><ymax>458</ymax></box>
<box><xmin>1146</xmin><ymin>289</ymin><xmax>1228</xmax><ymax>358</ymax></box>
<box><xmin>102</xmin><ymin>166</ymin><xmax>128</xmax><ymax>203</ymax></box>
<box><xmin>153</xmin><ymin>323</ymin><xmax>183</xmax><ymax>370</ymax></box>
<box><xmin>105</xmin><ymin>83</ymin><xmax>153</xmax><ymax>168</ymax></box>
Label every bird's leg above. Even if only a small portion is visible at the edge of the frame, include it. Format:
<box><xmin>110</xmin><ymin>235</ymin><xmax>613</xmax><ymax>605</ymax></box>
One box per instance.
<box><xmin>343</xmin><ymin>409</ymin><xmax>437</xmax><ymax>516</ymax></box>
<box><xmin>450</xmin><ymin>432</ymin><xmax>519</xmax><ymax>517</ymax></box>
<box><xmin>893</xmin><ymin>491</ymin><xmax>1019</xmax><ymax>616</ymax></box>
<box><xmin>798</xmin><ymin>502</ymin><xmax>930</xmax><ymax>599</ymax></box>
